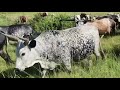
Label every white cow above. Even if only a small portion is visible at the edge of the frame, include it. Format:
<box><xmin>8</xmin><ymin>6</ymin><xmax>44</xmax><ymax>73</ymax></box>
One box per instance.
<box><xmin>1</xmin><ymin>24</ymin><xmax>105</xmax><ymax>78</ymax></box>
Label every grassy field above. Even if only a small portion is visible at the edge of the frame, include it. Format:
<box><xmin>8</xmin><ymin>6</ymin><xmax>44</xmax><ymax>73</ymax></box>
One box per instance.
<box><xmin>0</xmin><ymin>12</ymin><xmax>120</xmax><ymax>78</ymax></box>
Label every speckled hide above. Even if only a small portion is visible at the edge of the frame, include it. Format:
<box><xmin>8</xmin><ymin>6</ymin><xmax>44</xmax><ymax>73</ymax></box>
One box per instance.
<box><xmin>16</xmin><ymin>24</ymin><xmax>100</xmax><ymax>73</ymax></box>
<box><xmin>35</xmin><ymin>26</ymin><xmax>98</xmax><ymax>62</ymax></box>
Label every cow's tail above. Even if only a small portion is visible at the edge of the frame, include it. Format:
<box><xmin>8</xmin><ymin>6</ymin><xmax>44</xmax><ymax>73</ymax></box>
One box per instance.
<box><xmin>99</xmin><ymin>39</ymin><xmax>106</xmax><ymax>60</ymax></box>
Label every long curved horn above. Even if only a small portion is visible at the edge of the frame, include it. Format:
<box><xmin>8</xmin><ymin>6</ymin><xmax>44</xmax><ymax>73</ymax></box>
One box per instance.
<box><xmin>0</xmin><ymin>31</ymin><xmax>29</xmax><ymax>44</ymax></box>
<box><xmin>16</xmin><ymin>36</ymin><xmax>29</xmax><ymax>44</ymax></box>
<box><xmin>0</xmin><ymin>31</ymin><xmax>19</xmax><ymax>41</ymax></box>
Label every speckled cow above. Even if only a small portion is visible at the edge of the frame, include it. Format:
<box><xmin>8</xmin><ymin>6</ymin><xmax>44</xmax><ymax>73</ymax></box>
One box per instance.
<box><xmin>14</xmin><ymin>24</ymin><xmax>104</xmax><ymax>78</ymax></box>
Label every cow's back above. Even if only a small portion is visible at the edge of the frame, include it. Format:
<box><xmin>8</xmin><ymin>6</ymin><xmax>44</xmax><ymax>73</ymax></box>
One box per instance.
<box><xmin>34</xmin><ymin>25</ymin><xmax>99</xmax><ymax>62</ymax></box>
<box><xmin>86</xmin><ymin>18</ymin><xmax>111</xmax><ymax>34</ymax></box>
<box><xmin>7</xmin><ymin>24</ymin><xmax>33</xmax><ymax>37</ymax></box>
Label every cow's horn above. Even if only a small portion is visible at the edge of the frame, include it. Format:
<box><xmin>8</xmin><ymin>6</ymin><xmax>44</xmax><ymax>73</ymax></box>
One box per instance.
<box><xmin>16</xmin><ymin>36</ymin><xmax>29</xmax><ymax>44</ymax></box>
<box><xmin>0</xmin><ymin>31</ymin><xmax>19</xmax><ymax>41</ymax></box>
<box><xmin>0</xmin><ymin>31</ymin><xmax>29</xmax><ymax>44</ymax></box>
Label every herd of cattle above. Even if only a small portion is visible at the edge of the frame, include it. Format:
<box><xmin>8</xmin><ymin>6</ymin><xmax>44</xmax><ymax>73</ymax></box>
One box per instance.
<box><xmin>0</xmin><ymin>12</ymin><xmax>120</xmax><ymax>78</ymax></box>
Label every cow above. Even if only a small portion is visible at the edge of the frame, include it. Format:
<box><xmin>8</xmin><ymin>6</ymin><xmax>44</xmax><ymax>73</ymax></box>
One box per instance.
<box><xmin>39</xmin><ymin>12</ymin><xmax>48</xmax><ymax>17</ymax></box>
<box><xmin>1</xmin><ymin>24</ymin><xmax>105</xmax><ymax>78</ymax></box>
<box><xmin>19</xmin><ymin>16</ymin><xmax>27</xmax><ymax>24</ymax></box>
<box><xmin>0</xmin><ymin>24</ymin><xmax>34</xmax><ymax>44</ymax></box>
<box><xmin>75</xmin><ymin>13</ymin><xmax>92</xmax><ymax>27</ymax></box>
<box><xmin>75</xmin><ymin>15</ymin><xmax>84</xmax><ymax>27</ymax></box>
<box><xmin>96</xmin><ymin>14</ymin><xmax>120</xmax><ymax>29</ymax></box>
<box><xmin>0</xmin><ymin>24</ymin><xmax>34</xmax><ymax>64</ymax></box>
<box><xmin>0</xmin><ymin>31</ymin><xmax>32</xmax><ymax>64</ymax></box>
<box><xmin>85</xmin><ymin>18</ymin><xmax>116</xmax><ymax>38</ymax></box>
<box><xmin>80</xmin><ymin>13</ymin><xmax>92</xmax><ymax>23</ymax></box>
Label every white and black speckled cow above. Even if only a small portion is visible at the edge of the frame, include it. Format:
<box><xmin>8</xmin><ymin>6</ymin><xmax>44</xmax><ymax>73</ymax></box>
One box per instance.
<box><xmin>6</xmin><ymin>24</ymin><xmax>104</xmax><ymax>78</ymax></box>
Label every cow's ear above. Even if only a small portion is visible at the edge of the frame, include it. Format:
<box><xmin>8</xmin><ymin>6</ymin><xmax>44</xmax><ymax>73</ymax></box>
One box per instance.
<box><xmin>28</xmin><ymin>40</ymin><xmax>36</xmax><ymax>48</ymax></box>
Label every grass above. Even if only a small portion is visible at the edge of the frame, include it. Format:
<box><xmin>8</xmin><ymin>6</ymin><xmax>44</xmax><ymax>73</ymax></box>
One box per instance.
<box><xmin>0</xmin><ymin>12</ymin><xmax>120</xmax><ymax>78</ymax></box>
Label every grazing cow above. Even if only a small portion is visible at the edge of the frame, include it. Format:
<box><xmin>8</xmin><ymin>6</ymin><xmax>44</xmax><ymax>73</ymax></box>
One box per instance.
<box><xmin>39</xmin><ymin>12</ymin><xmax>48</xmax><ymax>17</ymax></box>
<box><xmin>19</xmin><ymin>16</ymin><xmax>27</xmax><ymax>24</ymax></box>
<box><xmin>96</xmin><ymin>14</ymin><xmax>120</xmax><ymax>29</ymax></box>
<box><xmin>0</xmin><ymin>24</ymin><xmax>34</xmax><ymax>64</ymax></box>
<box><xmin>0</xmin><ymin>24</ymin><xmax>33</xmax><ymax>43</ymax></box>
<box><xmin>6</xmin><ymin>24</ymin><xmax>105</xmax><ymax>78</ymax></box>
<box><xmin>0</xmin><ymin>31</ymin><xmax>31</xmax><ymax>64</ymax></box>
<box><xmin>86</xmin><ymin>18</ymin><xmax>116</xmax><ymax>37</ymax></box>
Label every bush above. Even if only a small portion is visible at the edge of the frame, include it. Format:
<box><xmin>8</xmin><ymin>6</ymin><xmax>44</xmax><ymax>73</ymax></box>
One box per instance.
<box><xmin>29</xmin><ymin>13</ymin><xmax>76</xmax><ymax>32</ymax></box>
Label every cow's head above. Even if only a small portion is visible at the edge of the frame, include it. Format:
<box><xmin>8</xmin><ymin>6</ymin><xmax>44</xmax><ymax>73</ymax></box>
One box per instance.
<box><xmin>15</xmin><ymin>39</ymin><xmax>40</xmax><ymax>71</ymax></box>
<box><xmin>15</xmin><ymin>38</ymin><xmax>59</xmax><ymax>73</ymax></box>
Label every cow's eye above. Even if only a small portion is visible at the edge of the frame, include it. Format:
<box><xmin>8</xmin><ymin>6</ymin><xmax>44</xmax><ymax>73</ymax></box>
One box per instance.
<box><xmin>21</xmin><ymin>53</ymin><xmax>25</xmax><ymax>56</ymax></box>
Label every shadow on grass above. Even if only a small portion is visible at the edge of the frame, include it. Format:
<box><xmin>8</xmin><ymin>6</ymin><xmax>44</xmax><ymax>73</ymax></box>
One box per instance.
<box><xmin>0</xmin><ymin>63</ymin><xmax>70</xmax><ymax>78</ymax></box>
<box><xmin>0</xmin><ymin>63</ymin><xmax>43</xmax><ymax>78</ymax></box>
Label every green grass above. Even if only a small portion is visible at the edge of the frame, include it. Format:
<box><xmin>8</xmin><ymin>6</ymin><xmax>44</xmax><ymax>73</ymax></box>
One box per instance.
<box><xmin>0</xmin><ymin>12</ymin><xmax>120</xmax><ymax>78</ymax></box>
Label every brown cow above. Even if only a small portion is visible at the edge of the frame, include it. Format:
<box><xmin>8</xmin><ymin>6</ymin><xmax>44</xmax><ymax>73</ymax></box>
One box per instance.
<box><xmin>19</xmin><ymin>16</ymin><xmax>27</xmax><ymax>24</ymax></box>
<box><xmin>85</xmin><ymin>18</ymin><xmax>116</xmax><ymax>38</ymax></box>
<box><xmin>39</xmin><ymin>12</ymin><xmax>48</xmax><ymax>17</ymax></box>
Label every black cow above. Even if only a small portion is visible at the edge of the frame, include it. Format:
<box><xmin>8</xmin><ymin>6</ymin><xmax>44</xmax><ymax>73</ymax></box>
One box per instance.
<box><xmin>80</xmin><ymin>13</ymin><xmax>92</xmax><ymax>24</ymax></box>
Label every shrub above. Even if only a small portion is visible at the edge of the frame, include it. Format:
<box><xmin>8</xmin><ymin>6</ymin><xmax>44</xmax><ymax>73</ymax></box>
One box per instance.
<box><xmin>29</xmin><ymin>13</ymin><xmax>75</xmax><ymax>32</ymax></box>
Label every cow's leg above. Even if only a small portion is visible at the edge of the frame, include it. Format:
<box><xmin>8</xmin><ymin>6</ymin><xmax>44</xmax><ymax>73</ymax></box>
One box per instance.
<box><xmin>6</xmin><ymin>38</ymin><xmax>9</xmax><ymax>45</ymax></box>
<box><xmin>61</xmin><ymin>48</ymin><xmax>72</xmax><ymax>73</ymax></box>
<box><xmin>94</xmin><ymin>40</ymin><xmax>106</xmax><ymax>65</ymax></box>
<box><xmin>93</xmin><ymin>40</ymin><xmax>101</xmax><ymax>64</ymax></box>
<box><xmin>99</xmin><ymin>41</ymin><xmax>106</xmax><ymax>60</ymax></box>
<box><xmin>110</xmin><ymin>22</ymin><xmax>116</xmax><ymax>36</ymax></box>
<box><xmin>0</xmin><ymin>50</ymin><xmax>13</xmax><ymax>64</ymax></box>
<box><xmin>62</xmin><ymin>57</ymin><xmax>72</xmax><ymax>73</ymax></box>
<box><xmin>81</xmin><ymin>58</ymin><xmax>90</xmax><ymax>71</ymax></box>
<box><xmin>100</xmin><ymin>35</ymin><xmax>104</xmax><ymax>39</ymax></box>
<box><xmin>4</xmin><ymin>38</ymin><xmax>14</xmax><ymax>64</ymax></box>
<box><xmin>41</xmin><ymin>69</ymin><xmax>47</xmax><ymax>78</ymax></box>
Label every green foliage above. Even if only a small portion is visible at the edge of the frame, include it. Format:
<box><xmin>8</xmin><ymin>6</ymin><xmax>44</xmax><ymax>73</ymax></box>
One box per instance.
<box><xmin>29</xmin><ymin>13</ymin><xmax>75</xmax><ymax>32</ymax></box>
